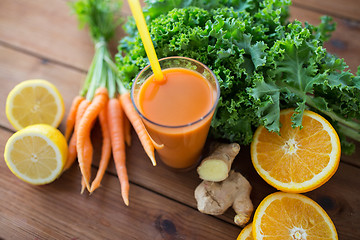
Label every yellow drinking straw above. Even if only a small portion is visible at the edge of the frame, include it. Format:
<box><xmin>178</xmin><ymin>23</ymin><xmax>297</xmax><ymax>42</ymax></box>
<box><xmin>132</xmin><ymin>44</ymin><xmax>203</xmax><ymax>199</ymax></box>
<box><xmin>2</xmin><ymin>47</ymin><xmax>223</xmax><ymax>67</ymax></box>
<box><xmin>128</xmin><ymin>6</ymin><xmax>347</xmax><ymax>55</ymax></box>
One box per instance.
<box><xmin>127</xmin><ymin>0</ymin><xmax>164</xmax><ymax>81</ymax></box>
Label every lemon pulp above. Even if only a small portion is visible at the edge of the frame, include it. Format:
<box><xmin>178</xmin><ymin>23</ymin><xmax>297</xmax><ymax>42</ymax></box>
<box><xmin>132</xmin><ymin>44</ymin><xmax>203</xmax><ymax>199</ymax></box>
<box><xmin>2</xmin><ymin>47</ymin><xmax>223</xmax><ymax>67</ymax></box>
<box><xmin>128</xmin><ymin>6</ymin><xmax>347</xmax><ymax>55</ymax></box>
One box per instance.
<box><xmin>6</xmin><ymin>79</ymin><xmax>64</xmax><ymax>130</ymax></box>
<box><xmin>4</xmin><ymin>124</ymin><xmax>68</xmax><ymax>185</ymax></box>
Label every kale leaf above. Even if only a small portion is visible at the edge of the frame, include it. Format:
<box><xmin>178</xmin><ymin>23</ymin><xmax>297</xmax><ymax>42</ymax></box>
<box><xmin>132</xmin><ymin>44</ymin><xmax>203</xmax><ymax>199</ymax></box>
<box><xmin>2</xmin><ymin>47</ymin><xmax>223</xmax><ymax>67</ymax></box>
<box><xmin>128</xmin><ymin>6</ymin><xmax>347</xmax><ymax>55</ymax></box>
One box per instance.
<box><xmin>116</xmin><ymin>0</ymin><xmax>360</xmax><ymax>153</ymax></box>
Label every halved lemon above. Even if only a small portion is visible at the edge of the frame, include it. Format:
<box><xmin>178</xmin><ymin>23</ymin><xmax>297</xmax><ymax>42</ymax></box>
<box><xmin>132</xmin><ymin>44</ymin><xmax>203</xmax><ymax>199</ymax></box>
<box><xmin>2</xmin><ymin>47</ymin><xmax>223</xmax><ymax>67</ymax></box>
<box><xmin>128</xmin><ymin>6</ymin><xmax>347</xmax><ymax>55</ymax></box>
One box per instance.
<box><xmin>237</xmin><ymin>223</ymin><xmax>253</xmax><ymax>240</ymax></box>
<box><xmin>6</xmin><ymin>79</ymin><xmax>65</xmax><ymax>130</ymax></box>
<box><xmin>4</xmin><ymin>124</ymin><xmax>68</xmax><ymax>185</ymax></box>
<box><xmin>253</xmin><ymin>192</ymin><xmax>338</xmax><ymax>240</ymax></box>
<box><xmin>251</xmin><ymin>109</ymin><xmax>341</xmax><ymax>193</ymax></box>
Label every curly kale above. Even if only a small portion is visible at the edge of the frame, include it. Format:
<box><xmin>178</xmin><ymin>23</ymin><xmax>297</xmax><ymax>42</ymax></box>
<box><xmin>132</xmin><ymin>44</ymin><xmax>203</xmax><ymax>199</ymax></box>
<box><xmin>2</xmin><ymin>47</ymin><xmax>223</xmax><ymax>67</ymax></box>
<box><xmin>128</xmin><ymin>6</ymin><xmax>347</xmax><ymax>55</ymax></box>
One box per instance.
<box><xmin>116</xmin><ymin>0</ymin><xmax>360</xmax><ymax>154</ymax></box>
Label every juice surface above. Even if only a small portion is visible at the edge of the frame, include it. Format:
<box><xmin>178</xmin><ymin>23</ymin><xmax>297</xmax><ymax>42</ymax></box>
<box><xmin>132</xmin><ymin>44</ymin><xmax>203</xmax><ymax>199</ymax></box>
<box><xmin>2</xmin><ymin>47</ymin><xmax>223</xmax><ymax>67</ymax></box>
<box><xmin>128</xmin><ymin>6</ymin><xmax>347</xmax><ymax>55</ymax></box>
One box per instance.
<box><xmin>138</xmin><ymin>68</ymin><xmax>214</xmax><ymax>126</ymax></box>
<box><xmin>137</xmin><ymin>67</ymin><xmax>216</xmax><ymax>169</ymax></box>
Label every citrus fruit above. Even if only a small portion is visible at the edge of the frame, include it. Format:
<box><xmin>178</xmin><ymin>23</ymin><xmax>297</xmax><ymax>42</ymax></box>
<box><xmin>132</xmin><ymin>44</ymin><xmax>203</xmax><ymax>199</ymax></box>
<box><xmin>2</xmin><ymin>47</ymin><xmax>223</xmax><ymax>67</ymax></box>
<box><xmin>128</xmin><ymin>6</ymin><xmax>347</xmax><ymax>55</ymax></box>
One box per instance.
<box><xmin>253</xmin><ymin>192</ymin><xmax>338</xmax><ymax>240</ymax></box>
<box><xmin>251</xmin><ymin>109</ymin><xmax>341</xmax><ymax>193</ymax></box>
<box><xmin>237</xmin><ymin>223</ymin><xmax>253</xmax><ymax>240</ymax></box>
<box><xmin>4</xmin><ymin>124</ymin><xmax>68</xmax><ymax>185</ymax></box>
<box><xmin>6</xmin><ymin>79</ymin><xmax>65</xmax><ymax>130</ymax></box>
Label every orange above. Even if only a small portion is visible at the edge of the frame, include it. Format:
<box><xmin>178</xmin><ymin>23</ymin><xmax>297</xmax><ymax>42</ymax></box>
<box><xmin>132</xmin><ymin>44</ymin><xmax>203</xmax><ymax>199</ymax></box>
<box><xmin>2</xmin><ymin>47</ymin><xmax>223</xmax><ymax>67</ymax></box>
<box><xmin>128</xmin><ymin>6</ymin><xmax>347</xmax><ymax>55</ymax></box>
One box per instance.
<box><xmin>237</xmin><ymin>223</ymin><xmax>253</xmax><ymax>240</ymax></box>
<box><xmin>251</xmin><ymin>109</ymin><xmax>341</xmax><ymax>193</ymax></box>
<box><xmin>253</xmin><ymin>192</ymin><xmax>338</xmax><ymax>240</ymax></box>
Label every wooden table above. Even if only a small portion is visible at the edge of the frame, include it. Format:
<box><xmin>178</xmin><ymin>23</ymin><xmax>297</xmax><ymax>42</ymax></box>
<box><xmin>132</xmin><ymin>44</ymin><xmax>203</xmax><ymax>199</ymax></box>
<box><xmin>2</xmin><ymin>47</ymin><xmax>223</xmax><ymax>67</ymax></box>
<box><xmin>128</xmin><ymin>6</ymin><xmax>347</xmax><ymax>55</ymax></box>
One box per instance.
<box><xmin>1</xmin><ymin>0</ymin><xmax>359</xmax><ymax>239</ymax></box>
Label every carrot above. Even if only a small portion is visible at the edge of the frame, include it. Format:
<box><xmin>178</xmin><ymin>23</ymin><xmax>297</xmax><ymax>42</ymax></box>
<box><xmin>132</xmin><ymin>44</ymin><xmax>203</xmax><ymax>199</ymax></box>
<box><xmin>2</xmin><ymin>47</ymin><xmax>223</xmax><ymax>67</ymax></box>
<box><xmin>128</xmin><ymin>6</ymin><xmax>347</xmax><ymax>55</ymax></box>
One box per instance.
<box><xmin>77</xmin><ymin>87</ymin><xmax>108</xmax><ymax>192</ymax></box>
<box><xmin>63</xmin><ymin>134</ymin><xmax>77</xmax><ymax>171</ymax></box>
<box><xmin>81</xmin><ymin>178</ymin><xmax>86</xmax><ymax>194</ymax></box>
<box><xmin>124</xmin><ymin>115</ymin><xmax>132</xmax><ymax>146</ymax></box>
<box><xmin>80</xmin><ymin>115</ymin><xmax>97</xmax><ymax>194</ymax></box>
<box><xmin>108</xmin><ymin>98</ymin><xmax>129</xmax><ymax>206</ymax></box>
<box><xmin>120</xmin><ymin>92</ymin><xmax>156</xmax><ymax>166</ymax></box>
<box><xmin>81</xmin><ymin>135</ymin><xmax>93</xmax><ymax>194</ymax></box>
<box><xmin>65</xmin><ymin>96</ymin><xmax>85</xmax><ymax>141</ymax></box>
<box><xmin>90</xmin><ymin>105</ymin><xmax>111</xmax><ymax>193</ymax></box>
<box><xmin>63</xmin><ymin>99</ymin><xmax>90</xmax><ymax>172</ymax></box>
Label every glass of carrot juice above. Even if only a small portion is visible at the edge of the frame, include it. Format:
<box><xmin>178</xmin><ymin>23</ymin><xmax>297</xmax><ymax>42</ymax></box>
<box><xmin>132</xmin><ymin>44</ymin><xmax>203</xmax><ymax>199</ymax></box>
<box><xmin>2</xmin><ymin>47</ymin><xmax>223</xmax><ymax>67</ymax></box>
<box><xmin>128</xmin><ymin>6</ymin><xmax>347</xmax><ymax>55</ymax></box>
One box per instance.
<box><xmin>131</xmin><ymin>56</ymin><xmax>220</xmax><ymax>170</ymax></box>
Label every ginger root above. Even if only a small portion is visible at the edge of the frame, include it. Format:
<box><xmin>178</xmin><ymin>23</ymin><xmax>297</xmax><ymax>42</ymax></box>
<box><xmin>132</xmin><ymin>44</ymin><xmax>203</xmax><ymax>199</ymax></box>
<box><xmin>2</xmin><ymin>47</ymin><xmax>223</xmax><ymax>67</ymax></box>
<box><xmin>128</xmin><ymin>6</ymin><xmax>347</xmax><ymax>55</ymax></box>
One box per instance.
<box><xmin>194</xmin><ymin>170</ymin><xmax>253</xmax><ymax>227</ymax></box>
<box><xmin>197</xmin><ymin>142</ymin><xmax>240</xmax><ymax>182</ymax></box>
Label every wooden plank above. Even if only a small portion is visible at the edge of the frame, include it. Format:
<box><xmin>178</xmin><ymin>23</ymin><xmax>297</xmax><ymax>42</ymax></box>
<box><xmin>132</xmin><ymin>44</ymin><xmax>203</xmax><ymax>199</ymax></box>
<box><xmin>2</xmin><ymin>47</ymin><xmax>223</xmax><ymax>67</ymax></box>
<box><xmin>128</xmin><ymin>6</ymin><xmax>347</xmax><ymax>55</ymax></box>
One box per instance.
<box><xmin>288</xmin><ymin>6</ymin><xmax>360</xmax><ymax>166</ymax></box>
<box><xmin>229</xmin><ymin>146</ymin><xmax>360</xmax><ymax>239</ymax></box>
<box><xmin>0</xmin><ymin>0</ymin><xmax>359</xmax><ymax>74</ymax></box>
<box><xmin>120</xmin><ymin>140</ymin><xmax>360</xmax><ymax>238</ymax></box>
<box><xmin>0</xmin><ymin>0</ymin><xmax>94</xmax><ymax>71</ymax></box>
<box><xmin>0</xmin><ymin>45</ymin><xmax>83</xmax><ymax>132</ymax></box>
<box><xmin>0</xmin><ymin>1</ymin><xmax>359</xmax><ymax>238</ymax></box>
<box><xmin>290</xmin><ymin>6</ymin><xmax>360</xmax><ymax>73</ymax></box>
<box><xmin>341</xmin><ymin>143</ymin><xmax>360</xmax><ymax>167</ymax></box>
<box><xmin>76</xmin><ymin>123</ymin><xmax>360</xmax><ymax>236</ymax></box>
<box><xmin>1</xmin><ymin>4</ymin><xmax>359</xmax><ymax>226</ymax></box>
<box><xmin>2</xmin><ymin>114</ymin><xmax>359</xmax><ymax>239</ymax></box>
<box><xmin>0</xmin><ymin>0</ymin><xmax>131</xmax><ymax>72</ymax></box>
<box><xmin>1</xmin><ymin>120</ymin><xmax>360</xmax><ymax>238</ymax></box>
<box><xmin>0</xmin><ymin>128</ymin><xmax>240</xmax><ymax>240</ymax></box>
<box><xmin>305</xmin><ymin>163</ymin><xmax>360</xmax><ymax>239</ymax></box>
<box><xmin>88</xmin><ymin>103</ymin><xmax>360</xmax><ymax>230</ymax></box>
<box><xmin>1</xmin><ymin>63</ymin><xmax>359</xmax><ymax>239</ymax></box>
<box><xmin>292</xmin><ymin>0</ymin><xmax>360</xmax><ymax>22</ymax></box>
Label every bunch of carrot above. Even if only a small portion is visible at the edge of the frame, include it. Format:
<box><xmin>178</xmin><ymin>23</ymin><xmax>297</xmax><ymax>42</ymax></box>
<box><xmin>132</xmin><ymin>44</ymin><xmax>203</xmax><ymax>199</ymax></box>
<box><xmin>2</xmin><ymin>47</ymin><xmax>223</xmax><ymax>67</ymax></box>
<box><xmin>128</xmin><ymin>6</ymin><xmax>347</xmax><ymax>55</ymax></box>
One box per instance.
<box><xmin>64</xmin><ymin>0</ymin><xmax>156</xmax><ymax>206</ymax></box>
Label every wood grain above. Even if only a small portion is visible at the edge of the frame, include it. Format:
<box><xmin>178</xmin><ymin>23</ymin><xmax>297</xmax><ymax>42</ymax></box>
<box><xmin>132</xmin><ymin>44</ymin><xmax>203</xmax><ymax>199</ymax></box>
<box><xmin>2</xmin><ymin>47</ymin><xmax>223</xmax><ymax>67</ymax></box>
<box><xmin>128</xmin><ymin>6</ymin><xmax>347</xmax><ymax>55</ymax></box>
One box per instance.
<box><xmin>290</xmin><ymin>6</ymin><xmax>360</xmax><ymax>73</ymax></box>
<box><xmin>88</xmin><ymin>116</ymin><xmax>360</xmax><ymax>235</ymax></box>
<box><xmin>232</xmin><ymin>147</ymin><xmax>360</xmax><ymax>239</ymax></box>
<box><xmin>293</xmin><ymin>0</ymin><xmax>360</xmax><ymax>22</ymax></box>
<box><xmin>0</xmin><ymin>0</ymin><xmax>94</xmax><ymax>71</ymax></box>
<box><xmin>0</xmin><ymin>0</ymin><xmax>133</xmax><ymax>72</ymax></box>
<box><xmin>0</xmin><ymin>128</ymin><xmax>240</xmax><ymax>240</ymax></box>
<box><xmin>0</xmin><ymin>45</ymin><xmax>83</xmax><ymax>132</ymax></box>
<box><xmin>0</xmin><ymin>0</ymin><xmax>359</xmax><ymax>73</ymax></box>
<box><xmin>0</xmin><ymin>0</ymin><xmax>360</xmax><ymax>239</ymax></box>
<box><xmin>341</xmin><ymin>144</ymin><xmax>360</xmax><ymax>167</ymax></box>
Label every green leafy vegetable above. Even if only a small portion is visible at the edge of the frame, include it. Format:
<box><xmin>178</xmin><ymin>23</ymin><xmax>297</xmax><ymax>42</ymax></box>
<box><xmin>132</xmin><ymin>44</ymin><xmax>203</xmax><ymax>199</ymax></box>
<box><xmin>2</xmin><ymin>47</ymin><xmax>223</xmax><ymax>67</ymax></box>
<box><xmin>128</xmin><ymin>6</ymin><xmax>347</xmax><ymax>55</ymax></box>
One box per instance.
<box><xmin>70</xmin><ymin>0</ymin><xmax>122</xmax><ymax>99</ymax></box>
<box><xmin>116</xmin><ymin>0</ymin><xmax>360</xmax><ymax>154</ymax></box>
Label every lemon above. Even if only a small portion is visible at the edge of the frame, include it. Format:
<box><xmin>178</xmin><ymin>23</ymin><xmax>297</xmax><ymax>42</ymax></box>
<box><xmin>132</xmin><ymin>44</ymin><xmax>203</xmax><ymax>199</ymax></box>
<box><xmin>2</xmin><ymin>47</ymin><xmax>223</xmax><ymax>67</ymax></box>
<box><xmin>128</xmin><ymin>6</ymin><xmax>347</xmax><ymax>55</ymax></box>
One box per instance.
<box><xmin>6</xmin><ymin>79</ymin><xmax>65</xmax><ymax>130</ymax></box>
<box><xmin>4</xmin><ymin>124</ymin><xmax>68</xmax><ymax>185</ymax></box>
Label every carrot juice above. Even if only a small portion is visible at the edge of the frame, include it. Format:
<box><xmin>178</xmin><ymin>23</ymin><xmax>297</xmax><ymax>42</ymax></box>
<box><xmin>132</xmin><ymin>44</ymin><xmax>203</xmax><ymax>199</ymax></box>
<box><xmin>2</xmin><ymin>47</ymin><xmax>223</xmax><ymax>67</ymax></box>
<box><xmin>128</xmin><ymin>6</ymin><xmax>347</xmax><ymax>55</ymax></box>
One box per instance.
<box><xmin>132</xmin><ymin>57</ymin><xmax>219</xmax><ymax>170</ymax></box>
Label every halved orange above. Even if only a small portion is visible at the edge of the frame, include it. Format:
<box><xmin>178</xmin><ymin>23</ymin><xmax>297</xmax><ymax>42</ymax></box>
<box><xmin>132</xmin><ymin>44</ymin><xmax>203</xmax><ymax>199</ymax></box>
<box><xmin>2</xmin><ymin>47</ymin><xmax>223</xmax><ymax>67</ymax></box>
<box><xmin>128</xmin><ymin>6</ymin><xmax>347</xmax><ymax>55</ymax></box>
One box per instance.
<box><xmin>253</xmin><ymin>192</ymin><xmax>338</xmax><ymax>240</ymax></box>
<box><xmin>237</xmin><ymin>223</ymin><xmax>253</xmax><ymax>240</ymax></box>
<box><xmin>251</xmin><ymin>109</ymin><xmax>341</xmax><ymax>193</ymax></box>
